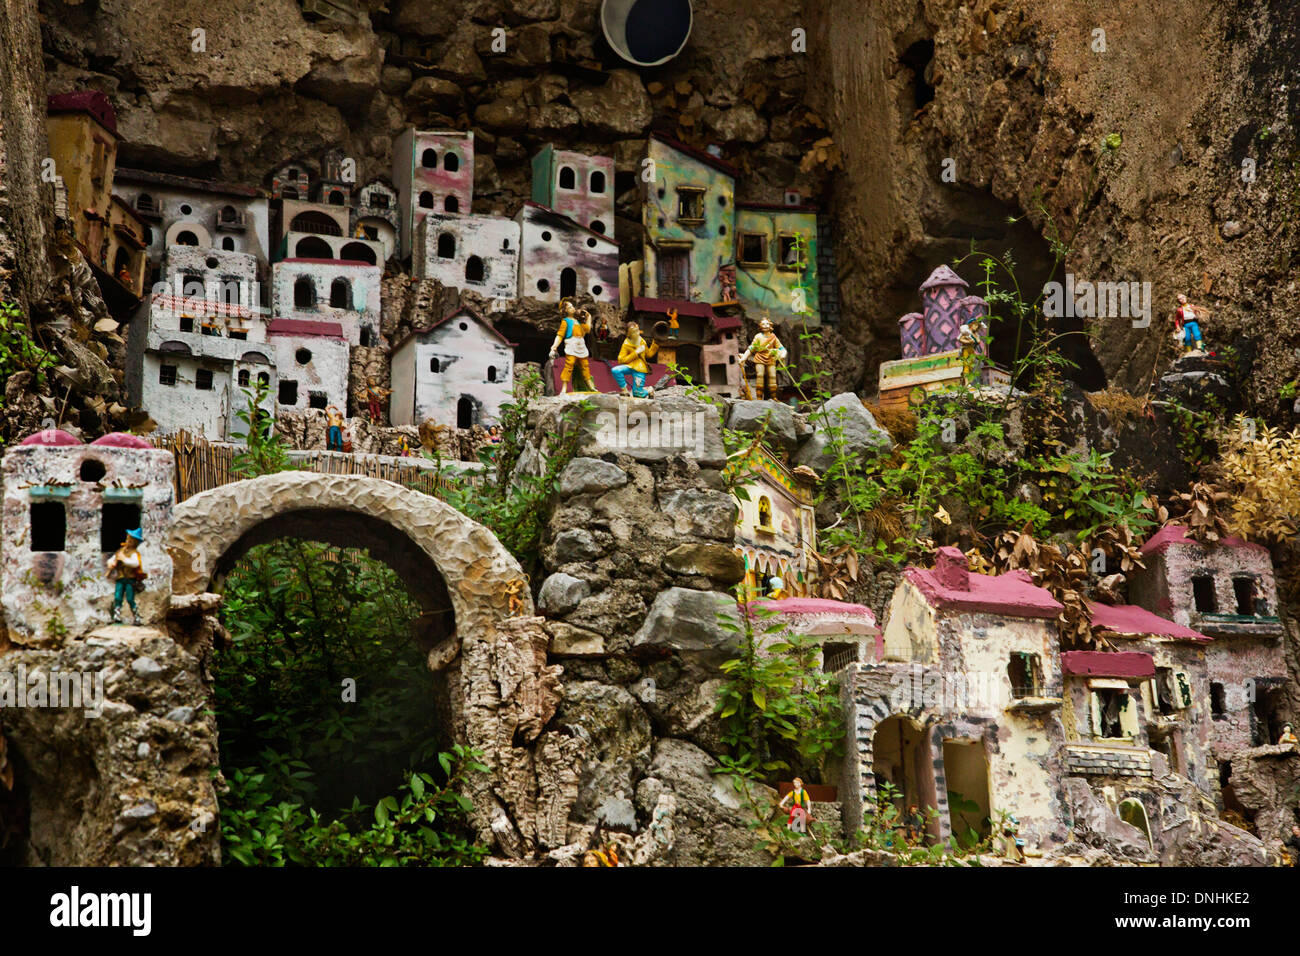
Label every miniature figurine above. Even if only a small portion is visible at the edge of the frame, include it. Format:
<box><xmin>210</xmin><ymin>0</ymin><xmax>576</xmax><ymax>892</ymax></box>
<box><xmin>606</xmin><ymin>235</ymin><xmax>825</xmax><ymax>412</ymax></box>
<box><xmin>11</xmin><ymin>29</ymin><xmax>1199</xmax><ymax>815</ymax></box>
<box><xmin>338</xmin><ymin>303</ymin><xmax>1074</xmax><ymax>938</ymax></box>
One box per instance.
<box><xmin>397</xmin><ymin>435</ymin><xmax>411</xmax><ymax>457</ymax></box>
<box><xmin>504</xmin><ymin>577</ymin><xmax>528</xmax><ymax>617</ymax></box>
<box><xmin>1279</xmin><ymin>723</ymin><xmax>1298</xmax><ymax>747</ymax></box>
<box><xmin>325</xmin><ymin>405</ymin><xmax>345</xmax><ymax>451</ymax></box>
<box><xmin>611</xmin><ymin>321</ymin><xmax>660</xmax><ymax>399</ymax></box>
<box><xmin>487</xmin><ymin>425</ymin><xmax>503</xmax><ymax>445</ymax></box>
<box><xmin>595</xmin><ymin>315</ymin><xmax>610</xmax><ymax>343</ymax></box>
<box><xmin>905</xmin><ymin>804</ymin><xmax>926</xmax><ymax>844</ymax></box>
<box><xmin>106</xmin><ymin>528</ymin><xmax>147</xmax><ymax>625</ymax></box>
<box><xmin>739</xmin><ymin>318</ymin><xmax>788</xmax><ymax>401</ymax></box>
<box><xmin>778</xmin><ymin>777</ymin><xmax>813</xmax><ymax>833</ymax></box>
<box><xmin>766</xmin><ymin>575</ymin><xmax>787</xmax><ymax>600</ymax></box>
<box><xmin>361</xmin><ymin>377</ymin><xmax>391</xmax><ymax>424</ymax></box>
<box><xmin>549</xmin><ymin>300</ymin><xmax>595</xmax><ymax>394</ymax></box>
<box><xmin>1173</xmin><ymin>294</ymin><xmax>1205</xmax><ymax>354</ymax></box>
<box><xmin>717</xmin><ymin>265</ymin><xmax>738</xmax><ymax>305</ymax></box>
<box><xmin>582</xmin><ymin>843</ymin><xmax>620</xmax><ymax>866</ymax></box>
<box><xmin>665</xmin><ymin>307</ymin><xmax>680</xmax><ymax>339</ymax></box>
<box><xmin>996</xmin><ymin>814</ymin><xmax>1026</xmax><ymax>863</ymax></box>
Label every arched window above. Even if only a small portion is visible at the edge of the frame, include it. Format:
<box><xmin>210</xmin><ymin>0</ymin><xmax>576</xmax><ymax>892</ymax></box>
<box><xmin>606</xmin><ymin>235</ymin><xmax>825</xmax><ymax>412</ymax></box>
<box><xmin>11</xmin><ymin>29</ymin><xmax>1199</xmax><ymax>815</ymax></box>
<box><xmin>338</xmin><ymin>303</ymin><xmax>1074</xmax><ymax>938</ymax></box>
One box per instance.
<box><xmin>294</xmin><ymin>236</ymin><xmax>332</xmax><ymax>259</ymax></box>
<box><xmin>136</xmin><ymin>194</ymin><xmax>156</xmax><ymax>213</ymax></box>
<box><xmin>176</xmin><ymin>231</ymin><xmax>199</xmax><ymax>246</ymax></box>
<box><xmin>238</xmin><ymin>369</ymin><xmax>250</xmax><ymax>387</ymax></box>
<box><xmin>294</xmin><ymin>276</ymin><xmax>316</xmax><ymax>308</ymax></box>
<box><xmin>257</xmin><ymin>371</ymin><xmax>270</xmax><ymax>386</ymax></box>
<box><xmin>757</xmin><ymin>496</ymin><xmax>772</xmax><ymax>528</ymax></box>
<box><xmin>290</xmin><ymin>212</ymin><xmax>342</xmax><ymax>236</ymax></box>
<box><xmin>430</xmin><ymin>357</ymin><xmax>441</xmax><ymax>373</ymax></box>
<box><xmin>558</xmin><ymin>166</ymin><xmax>576</xmax><ymax>189</ymax></box>
<box><xmin>330</xmin><ymin>278</ymin><xmax>351</xmax><ymax>309</ymax></box>
<box><xmin>340</xmin><ymin>242</ymin><xmax>377</xmax><ymax>265</ymax></box>
<box><xmin>590</xmin><ymin>170</ymin><xmax>606</xmax><ymax>193</ymax></box>
<box><xmin>327</xmin><ymin>192</ymin><xmax>345</xmax><ymax>206</ymax></box>
<box><xmin>465</xmin><ymin>256</ymin><xmax>485</xmax><ymax>283</ymax></box>
<box><xmin>437</xmin><ymin>233</ymin><xmax>456</xmax><ymax>259</ymax></box>
<box><xmin>418</xmin><ymin>191</ymin><xmax>434</xmax><ymax>209</ymax></box>
<box><xmin>487</xmin><ymin>365</ymin><xmax>497</xmax><ymax>382</ymax></box>
<box><xmin>444</xmin><ymin>195</ymin><xmax>459</xmax><ymax>212</ymax></box>
<box><xmin>457</xmin><ymin>395</ymin><xmax>474</xmax><ymax>429</ymax></box>
<box><xmin>221</xmin><ymin>237</ymin><xmax>235</xmax><ymax>250</ymax></box>
<box><xmin>443</xmin><ymin>153</ymin><xmax>459</xmax><ymax>172</ymax></box>
<box><xmin>560</xmin><ymin>267</ymin><xmax>577</xmax><ymax>299</ymax></box>
<box><xmin>219</xmin><ymin>205</ymin><xmax>238</xmax><ymax>222</ymax></box>
<box><xmin>421</xmin><ymin>148</ymin><xmax>437</xmax><ymax>168</ymax></box>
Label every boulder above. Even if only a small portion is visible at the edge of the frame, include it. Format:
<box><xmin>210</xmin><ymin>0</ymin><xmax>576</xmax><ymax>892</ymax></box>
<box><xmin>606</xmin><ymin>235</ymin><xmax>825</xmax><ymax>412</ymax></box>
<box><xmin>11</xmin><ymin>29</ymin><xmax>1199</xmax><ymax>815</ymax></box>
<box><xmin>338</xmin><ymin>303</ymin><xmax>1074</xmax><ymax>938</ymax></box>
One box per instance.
<box><xmin>656</xmin><ymin>488</ymin><xmax>738</xmax><ymax>542</ymax></box>
<box><xmin>662</xmin><ymin>543</ymin><xmax>745</xmax><ymax>586</ymax></box>
<box><xmin>558</xmin><ymin>457</ymin><xmax>628</xmax><ymax>497</ymax></box>
<box><xmin>794</xmin><ymin>392</ymin><xmax>894</xmax><ymax>472</ymax></box>
<box><xmin>726</xmin><ymin>400</ymin><xmax>799</xmax><ymax>453</ymax></box>
<box><xmin>631</xmin><ymin>587</ymin><xmax>740</xmax><ymax>667</ymax></box>
<box><xmin>537</xmin><ymin>572</ymin><xmax>592</xmax><ymax>617</ymax></box>
<box><xmin>553</xmin><ymin>528</ymin><xmax>603</xmax><ymax>562</ymax></box>
<box><xmin>555</xmin><ymin>681</ymin><xmax>652</xmax><ymax>821</ymax></box>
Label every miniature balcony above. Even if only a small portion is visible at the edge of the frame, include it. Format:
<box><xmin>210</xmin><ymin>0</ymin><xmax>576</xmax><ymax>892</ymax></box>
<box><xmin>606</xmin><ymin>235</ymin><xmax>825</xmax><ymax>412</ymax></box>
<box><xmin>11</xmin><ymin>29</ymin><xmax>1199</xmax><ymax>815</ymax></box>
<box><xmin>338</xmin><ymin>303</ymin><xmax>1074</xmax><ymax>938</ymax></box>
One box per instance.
<box><xmin>1195</xmin><ymin>612</ymin><xmax>1284</xmax><ymax>639</ymax></box>
<box><xmin>215</xmin><ymin>209</ymin><xmax>248</xmax><ymax>232</ymax></box>
<box><xmin>1005</xmin><ymin>693</ymin><xmax>1063</xmax><ymax>714</ymax></box>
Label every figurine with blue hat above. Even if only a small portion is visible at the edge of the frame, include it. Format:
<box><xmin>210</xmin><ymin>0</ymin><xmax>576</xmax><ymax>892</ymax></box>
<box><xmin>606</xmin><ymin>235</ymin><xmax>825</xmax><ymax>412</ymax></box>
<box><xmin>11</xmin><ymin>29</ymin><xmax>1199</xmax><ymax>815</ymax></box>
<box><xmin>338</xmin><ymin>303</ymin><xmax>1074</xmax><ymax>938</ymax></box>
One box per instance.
<box><xmin>106</xmin><ymin>527</ymin><xmax>147</xmax><ymax>625</ymax></box>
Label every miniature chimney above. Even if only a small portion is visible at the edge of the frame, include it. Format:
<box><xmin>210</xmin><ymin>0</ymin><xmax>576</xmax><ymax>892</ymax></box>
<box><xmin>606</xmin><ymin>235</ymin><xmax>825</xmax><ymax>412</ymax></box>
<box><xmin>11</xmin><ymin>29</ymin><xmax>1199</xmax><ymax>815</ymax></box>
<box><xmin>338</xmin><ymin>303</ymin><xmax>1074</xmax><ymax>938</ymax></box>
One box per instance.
<box><xmin>932</xmin><ymin>546</ymin><xmax>971</xmax><ymax>590</ymax></box>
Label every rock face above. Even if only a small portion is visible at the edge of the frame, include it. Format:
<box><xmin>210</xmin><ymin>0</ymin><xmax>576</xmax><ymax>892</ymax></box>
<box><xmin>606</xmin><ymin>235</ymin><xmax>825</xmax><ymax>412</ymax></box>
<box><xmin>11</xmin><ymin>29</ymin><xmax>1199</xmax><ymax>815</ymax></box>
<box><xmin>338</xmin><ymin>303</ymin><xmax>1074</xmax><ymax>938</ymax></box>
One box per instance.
<box><xmin>795</xmin><ymin>392</ymin><xmax>894</xmax><ymax>472</ymax></box>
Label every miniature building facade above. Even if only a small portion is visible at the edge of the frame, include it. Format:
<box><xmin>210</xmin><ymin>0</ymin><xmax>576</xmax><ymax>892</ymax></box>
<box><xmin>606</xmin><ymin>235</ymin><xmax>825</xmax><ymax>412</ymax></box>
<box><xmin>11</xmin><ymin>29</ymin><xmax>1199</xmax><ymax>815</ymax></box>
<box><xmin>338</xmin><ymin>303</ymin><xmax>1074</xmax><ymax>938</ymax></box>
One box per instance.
<box><xmin>393</xmin><ymin>129</ymin><xmax>475</xmax><ymax>259</ymax></box>
<box><xmin>267</xmin><ymin>320</ymin><xmax>350</xmax><ymax>415</ymax></box>
<box><xmin>701</xmin><ymin>314</ymin><xmax>745</xmax><ymax>398</ymax></box>
<box><xmin>389</xmin><ymin>307</ymin><xmax>514</xmax><ymax>429</ymax></box>
<box><xmin>413</xmin><ymin>212</ymin><xmax>520</xmax><ymax>300</ymax></box>
<box><xmin>735</xmin><ymin>202</ymin><xmax>819</xmax><ymax>325</ymax></box>
<box><xmin>531</xmin><ymin>145</ymin><xmax>616</xmax><ymax>237</ymax></box>
<box><xmin>2</xmin><ymin>431</ymin><xmax>174</xmax><ymax>642</ymax></box>
<box><xmin>516</xmin><ymin>202</ymin><xmax>618</xmax><ymax>305</ymax></box>
<box><xmin>1128</xmin><ymin>526</ymin><xmax>1290</xmax><ymax>757</ymax></box>
<box><xmin>355</xmin><ymin>178</ymin><xmax>401</xmax><ymax>263</ymax></box>
<box><xmin>732</xmin><ymin>445</ymin><xmax>816</xmax><ymax>597</ymax></box>
<box><xmin>641</xmin><ymin>134</ymin><xmax>736</xmax><ymax>304</ymax></box>
<box><xmin>271</xmin><ymin>259</ymin><xmax>382</xmax><ymax>347</ymax></box>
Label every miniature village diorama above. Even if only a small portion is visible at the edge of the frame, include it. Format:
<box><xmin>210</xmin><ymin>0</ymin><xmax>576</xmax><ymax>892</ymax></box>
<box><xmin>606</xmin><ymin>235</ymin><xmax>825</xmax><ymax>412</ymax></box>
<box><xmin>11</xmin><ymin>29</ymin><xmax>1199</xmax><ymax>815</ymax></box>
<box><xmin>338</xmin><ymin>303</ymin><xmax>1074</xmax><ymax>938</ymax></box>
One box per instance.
<box><xmin>2</xmin><ymin>0</ymin><xmax>1299</xmax><ymax>879</ymax></box>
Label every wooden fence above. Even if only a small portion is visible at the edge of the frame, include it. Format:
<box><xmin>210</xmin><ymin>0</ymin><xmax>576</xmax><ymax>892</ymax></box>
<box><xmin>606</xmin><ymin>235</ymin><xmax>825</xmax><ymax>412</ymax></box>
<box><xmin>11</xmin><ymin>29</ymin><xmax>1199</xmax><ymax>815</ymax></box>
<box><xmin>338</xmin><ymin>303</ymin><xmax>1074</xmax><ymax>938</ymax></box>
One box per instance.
<box><xmin>151</xmin><ymin>430</ymin><xmax>483</xmax><ymax>503</ymax></box>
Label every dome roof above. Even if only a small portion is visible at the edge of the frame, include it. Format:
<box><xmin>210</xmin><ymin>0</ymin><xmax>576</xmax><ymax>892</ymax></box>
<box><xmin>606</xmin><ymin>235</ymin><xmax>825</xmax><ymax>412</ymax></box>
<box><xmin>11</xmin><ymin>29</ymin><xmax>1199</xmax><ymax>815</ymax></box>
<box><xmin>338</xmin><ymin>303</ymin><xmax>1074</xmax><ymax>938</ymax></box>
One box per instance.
<box><xmin>90</xmin><ymin>432</ymin><xmax>153</xmax><ymax>449</ymax></box>
<box><xmin>919</xmin><ymin>265</ymin><xmax>969</xmax><ymax>292</ymax></box>
<box><xmin>20</xmin><ymin>428</ymin><xmax>82</xmax><ymax>447</ymax></box>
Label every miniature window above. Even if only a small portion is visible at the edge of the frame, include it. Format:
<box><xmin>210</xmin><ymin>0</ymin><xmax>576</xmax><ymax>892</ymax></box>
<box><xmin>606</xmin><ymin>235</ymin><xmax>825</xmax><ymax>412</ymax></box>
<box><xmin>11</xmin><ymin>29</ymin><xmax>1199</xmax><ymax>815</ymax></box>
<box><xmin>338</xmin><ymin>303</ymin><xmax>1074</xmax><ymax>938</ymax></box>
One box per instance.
<box><xmin>290</xmin><ymin>212</ymin><xmax>342</xmax><ymax>237</ymax></box>
<box><xmin>221</xmin><ymin>278</ymin><xmax>242</xmax><ymax>306</ymax></box>
<box><xmin>279</xmin><ymin>380</ymin><xmax>298</xmax><ymax>405</ymax></box>
<box><xmin>230</xmin><ymin>329</ymin><xmax>247</xmax><ymax>341</ymax></box>
<box><xmin>501</xmin><ymin>238</ymin><xmax>511</xmax><ymax>252</ymax></box>
<box><xmin>195</xmin><ymin>369</ymin><xmax>214</xmax><ymax>390</ymax></box>
<box><xmin>756</xmin><ymin>496</ymin><xmax>773</xmax><ymax>531</ymax></box>
<box><xmin>536</xmin><ymin>279</ymin><xmax>550</xmax><ymax>293</ymax></box>
<box><xmin>362</xmin><ymin>226</ymin><xmax>378</xmax><ymax>241</ymax></box>
<box><xmin>78</xmin><ymin>458</ymin><xmax>107</xmax><ymax>483</ymax></box>
<box><xmin>330</xmin><ymin>278</ymin><xmax>351</xmax><ymax>309</ymax></box>
<box><xmin>257</xmin><ymin>371</ymin><xmax>270</xmax><ymax>387</ymax></box>
<box><xmin>590</xmin><ymin>170</ymin><xmax>606</xmax><ymax>193</ymax></box>
<box><xmin>558</xmin><ymin>166</ymin><xmax>577</xmax><ymax>189</ymax></box>
<box><xmin>487</xmin><ymin>365</ymin><xmax>497</xmax><ymax>382</ymax></box>
<box><xmin>591</xmin><ymin>220</ymin><xmax>606</xmax><ymax>234</ymax></box>
<box><xmin>466</xmin><ymin>256</ymin><xmax>485</xmax><ymax>283</ymax></box>
<box><xmin>308</xmin><ymin>391</ymin><xmax>328</xmax><ymax>410</ymax></box>
<box><xmin>360</xmin><ymin>327</ymin><xmax>373</xmax><ymax>347</ymax></box>
<box><xmin>296</xmin><ymin>348</ymin><xmax>312</xmax><ymax>365</ymax></box>
<box><xmin>369</xmin><ymin>193</ymin><xmax>389</xmax><ymax>208</ymax></box>
<box><xmin>739</xmin><ymin>233</ymin><xmax>768</xmax><ymax>265</ymax></box>
<box><xmin>137</xmin><ymin>194</ymin><xmax>156</xmax><ymax>213</ymax></box>
<box><xmin>179</xmin><ymin>315</ymin><xmax>194</xmax><ymax>333</ymax></box>
<box><xmin>708</xmin><ymin>363</ymin><xmax>727</xmax><ymax>385</ymax></box>
<box><xmin>419</xmin><ymin>192</ymin><xmax>434</xmax><ymax>209</ymax></box>
<box><xmin>201</xmin><ymin>323</ymin><xmax>221</xmax><ymax>337</ymax></box>
<box><xmin>29</xmin><ymin>501</ymin><xmax>66</xmax><ymax>552</ymax></box>
<box><xmin>592</xmin><ymin>284</ymin><xmax>603</xmax><ymax>296</ymax></box>
<box><xmin>443</xmin><ymin>153</ymin><xmax>459</xmax><ymax>172</ymax></box>
<box><xmin>1153</xmin><ymin>667</ymin><xmax>1189</xmax><ymax>715</ymax></box>
<box><xmin>1192</xmin><ymin>574</ymin><xmax>1217</xmax><ymax>612</ymax></box>
<box><xmin>176</xmin><ymin>231</ymin><xmax>199</xmax><ymax>246</ymax></box>
<box><xmin>1232</xmin><ymin>577</ymin><xmax>1256</xmax><ymax>616</ymax></box>
<box><xmin>444</xmin><ymin>196</ymin><xmax>459</xmax><ymax>212</ymax></box>
<box><xmin>437</xmin><ymin>233</ymin><xmax>456</xmax><ymax>259</ymax></box>
<box><xmin>430</xmin><ymin>357</ymin><xmax>441</xmax><ymax>373</ymax></box>
<box><xmin>676</xmin><ymin>187</ymin><xmax>705</xmax><ymax>222</ymax></box>
<box><xmin>778</xmin><ymin>234</ymin><xmax>804</xmax><ymax>269</ymax></box>
<box><xmin>1211</xmin><ymin>682</ymin><xmax>1226</xmax><ymax>719</ymax></box>
<box><xmin>222</xmin><ymin>237</ymin><xmax>235</xmax><ymax>251</ymax></box>
<box><xmin>421</xmin><ymin>148</ymin><xmax>437</xmax><ymax>168</ymax></box>
<box><xmin>100</xmin><ymin>503</ymin><xmax>141</xmax><ymax>554</ymax></box>
<box><xmin>560</xmin><ymin>268</ymin><xmax>577</xmax><ymax>299</ymax></box>
<box><xmin>328</xmin><ymin>192</ymin><xmax>345</xmax><ymax>206</ymax></box>
<box><xmin>220</xmin><ymin>205</ymin><xmax>238</xmax><ymax>222</ymax></box>
<box><xmin>238</xmin><ymin>369</ymin><xmax>250</xmax><ymax>387</ymax></box>
<box><xmin>294</xmin><ymin>276</ymin><xmax>316</xmax><ymax>308</ymax></box>
<box><xmin>159</xmin><ymin>364</ymin><xmax>178</xmax><ymax>386</ymax></box>
<box><xmin>822</xmin><ymin>643</ymin><xmax>859</xmax><ymax>673</ymax></box>
<box><xmin>1007</xmin><ymin>652</ymin><xmax>1042</xmax><ymax>698</ymax></box>
<box><xmin>1091</xmin><ymin>688</ymin><xmax>1131</xmax><ymax>739</ymax></box>
<box><xmin>181</xmin><ymin>203</ymin><xmax>193</xmax><ymax>216</ymax></box>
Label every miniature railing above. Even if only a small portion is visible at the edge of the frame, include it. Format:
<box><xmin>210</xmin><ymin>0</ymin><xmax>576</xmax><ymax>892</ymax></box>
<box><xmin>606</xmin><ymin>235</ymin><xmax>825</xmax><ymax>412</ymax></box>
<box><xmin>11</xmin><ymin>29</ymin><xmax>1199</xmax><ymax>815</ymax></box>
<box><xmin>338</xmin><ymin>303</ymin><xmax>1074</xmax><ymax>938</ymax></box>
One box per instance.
<box><xmin>151</xmin><ymin>430</ymin><xmax>482</xmax><ymax>503</ymax></box>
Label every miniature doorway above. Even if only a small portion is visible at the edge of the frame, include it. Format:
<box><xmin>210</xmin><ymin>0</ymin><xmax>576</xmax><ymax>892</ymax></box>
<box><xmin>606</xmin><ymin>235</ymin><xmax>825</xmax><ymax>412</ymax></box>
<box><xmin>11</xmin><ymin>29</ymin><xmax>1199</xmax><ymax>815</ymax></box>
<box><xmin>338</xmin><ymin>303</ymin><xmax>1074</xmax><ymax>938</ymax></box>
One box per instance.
<box><xmin>942</xmin><ymin>739</ymin><xmax>992</xmax><ymax>846</ymax></box>
<box><xmin>656</xmin><ymin>249</ymin><xmax>689</xmax><ymax>299</ymax></box>
<box><xmin>872</xmin><ymin>715</ymin><xmax>937</xmax><ymax>837</ymax></box>
<box><xmin>1117</xmin><ymin>798</ymin><xmax>1153</xmax><ymax>849</ymax></box>
<box><xmin>560</xmin><ymin>268</ymin><xmax>577</xmax><ymax>299</ymax></box>
<box><xmin>457</xmin><ymin>396</ymin><xmax>475</xmax><ymax>429</ymax></box>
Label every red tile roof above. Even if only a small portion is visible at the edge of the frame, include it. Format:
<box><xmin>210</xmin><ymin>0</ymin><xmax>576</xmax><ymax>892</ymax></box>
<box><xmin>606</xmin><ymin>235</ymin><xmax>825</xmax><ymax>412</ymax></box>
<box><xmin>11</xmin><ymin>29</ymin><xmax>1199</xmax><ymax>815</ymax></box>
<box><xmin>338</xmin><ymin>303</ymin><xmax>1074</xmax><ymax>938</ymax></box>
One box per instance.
<box><xmin>267</xmin><ymin>319</ymin><xmax>345</xmax><ymax>338</ymax></box>
<box><xmin>1061</xmin><ymin>650</ymin><xmax>1156</xmax><ymax>679</ymax></box>
<box><xmin>905</xmin><ymin>546</ymin><xmax>1063</xmax><ymax>619</ymax></box>
<box><xmin>48</xmin><ymin>91</ymin><xmax>117</xmax><ymax>134</ymax></box>
<box><xmin>632</xmin><ymin>297</ymin><xmax>714</xmax><ymax>319</ymax></box>
<box><xmin>1087</xmin><ymin>601</ymin><xmax>1211</xmax><ymax>642</ymax></box>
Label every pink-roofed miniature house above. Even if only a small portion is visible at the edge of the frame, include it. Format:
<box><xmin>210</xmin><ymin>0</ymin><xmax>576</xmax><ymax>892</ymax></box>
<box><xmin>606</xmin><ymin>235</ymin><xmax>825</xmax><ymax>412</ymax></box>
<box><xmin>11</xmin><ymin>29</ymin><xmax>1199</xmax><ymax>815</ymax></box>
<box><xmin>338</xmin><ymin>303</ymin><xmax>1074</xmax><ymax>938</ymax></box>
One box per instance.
<box><xmin>747</xmin><ymin>597</ymin><xmax>882</xmax><ymax>672</ymax></box>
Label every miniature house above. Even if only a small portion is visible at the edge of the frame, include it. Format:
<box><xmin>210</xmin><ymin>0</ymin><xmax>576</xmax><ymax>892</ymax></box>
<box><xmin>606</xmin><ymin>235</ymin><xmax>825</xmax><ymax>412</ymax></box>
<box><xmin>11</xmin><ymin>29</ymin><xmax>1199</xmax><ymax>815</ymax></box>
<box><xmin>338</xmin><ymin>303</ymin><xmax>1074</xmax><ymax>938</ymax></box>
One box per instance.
<box><xmin>113</xmin><ymin>167</ymin><xmax>272</xmax><ymax>278</ymax></box>
<box><xmin>393</xmin><ymin>129</ymin><xmax>475</xmax><ymax>259</ymax></box>
<box><xmin>732</xmin><ymin>444</ymin><xmax>816</xmax><ymax>598</ymax></box>
<box><xmin>701</xmin><ymin>313</ymin><xmax>746</xmax><ymax>398</ymax></box>
<box><xmin>1080</xmin><ymin>602</ymin><xmax>1214</xmax><ymax>794</ymax></box>
<box><xmin>898</xmin><ymin>265</ymin><xmax>989</xmax><ymax>358</ymax></box>
<box><xmin>266</xmin><ymin>319</ymin><xmax>350</xmax><ymax>415</ymax></box>
<box><xmin>271</xmin><ymin>259</ymin><xmax>383</xmax><ymax>347</ymax></box>
<box><xmin>516</xmin><ymin>202</ymin><xmax>618</xmax><ymax>305</ymax></box>
<box><xmin>531</xmin><ymin>145</ymin><xmax>616</xmax><ymax>236</ymax></box>
<box><xmin>640</xmin><ymin>134</ymin><xmax>737</xmax><ymax>304</ymax></box>
<box><xmin>126</xmin><ymin>246</ymin><xmax>275</xmax><ymax>441</ymax></box>
<box><xmin>316</xmin><ymin>148</ymin><xmax>353</xmax><ymax>207</ymax></box>
<box><xmin>843</xmin><ymin>548</ymin><xmax>1070</xmax><ymax>848</ymax></box>
<box><xmin>735</xmin><ymin>201</ymin><xmax>820</xmax><ymax>325</ymax></box>
<box><xmin>1</xmin><ymin>430</ymin><xmax>174</xmax><ymax>642</ymax></box>
<box><xmin>748</xmin><ymin>597</ymin><xmax>881</xmax><ymax>673</ymax></box>
<box><xmin>46</xmin><ymin>91</ymin><xmax>149</xmax><ymax>310</ymax></box>
<box><xmin>413</xmin><ymin>212</ymin><xmax>520</xmax><ymax>300</ymax></box>
<box><xmin>627</xmin><ymin>297</ymin><xmax>741</xmax><ymax>396</ymax></box>
<box><xmin>1129</xmin><ymin>526</ymin><xmax>1291</xmax><ymax>757</ymax></box>
<box><xmin>272</xmin><ymin>197</ymin><xmax>383</xmax><ymax>266</ymax></box>
<box><xmin>389</xmin><ymin>307</ymin><xmax>514</xmax><ymax>429</ymax></box>
<box><xmin>270</xmin><ymin>162</ymin><xmax>313</xmax><ymax>201</ymax></box>
<box><xmin>355</xmin><ymin>177</ymin><xmax>401</xmax><ymax>263</ymax></box>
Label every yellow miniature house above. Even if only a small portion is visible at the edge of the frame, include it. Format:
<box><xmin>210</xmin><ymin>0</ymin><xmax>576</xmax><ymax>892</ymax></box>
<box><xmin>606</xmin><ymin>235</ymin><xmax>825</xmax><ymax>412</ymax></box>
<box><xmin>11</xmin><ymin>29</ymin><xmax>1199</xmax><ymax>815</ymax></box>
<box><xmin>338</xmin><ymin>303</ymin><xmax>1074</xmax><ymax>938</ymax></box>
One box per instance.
<box><xmin>732</xmin><ymin>444</ymin><xmax>816</xmax><ymax>597</ymax></box>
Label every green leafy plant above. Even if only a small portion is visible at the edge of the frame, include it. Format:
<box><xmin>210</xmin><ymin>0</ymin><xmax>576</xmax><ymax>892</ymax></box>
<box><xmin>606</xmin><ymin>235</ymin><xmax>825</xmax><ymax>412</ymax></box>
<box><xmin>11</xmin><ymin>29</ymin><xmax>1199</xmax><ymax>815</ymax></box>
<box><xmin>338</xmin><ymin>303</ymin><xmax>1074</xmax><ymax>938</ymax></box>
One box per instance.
<box><xmin>231</xmin><ymin>378</ymin><xmax>289</xmax><ymax>477</ymax></box>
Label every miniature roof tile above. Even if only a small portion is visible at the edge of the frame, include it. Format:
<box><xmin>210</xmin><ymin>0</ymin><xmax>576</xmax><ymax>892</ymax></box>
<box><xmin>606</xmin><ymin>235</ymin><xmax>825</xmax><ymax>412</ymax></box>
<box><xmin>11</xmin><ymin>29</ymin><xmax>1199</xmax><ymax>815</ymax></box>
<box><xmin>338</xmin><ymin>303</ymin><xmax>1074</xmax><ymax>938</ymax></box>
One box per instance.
<box><xmin>20</xmin><ymin>429</ymin><xmax>82</xmax><ymax>447</ymax></box>
<box><xmin>712</xmin><ymin>314</ymin><xmax>743</xmax><ymax>331</ymax></box>
<box><xmin>1139</xmin><ymin>524</ymin><xmax>1267</xmax><ymax>555</ymax></box>
<box><xmin>904</xmin><ymin>546</ymin><xmax>1063</xmax><ymax>619</ymax></box>
<box><xmin>90</xmin><ymin>433</ymin><xmax>153</xmax><ymax>449</ymax></box>
<box><xmin>47</xmin><ymin>91</ymin><xmax>117</xmax><ymax>134</ymax></box>
<box><xmin>1086</xmin><ymin>601</ymin><xmax>1211</xmax><ymax>643</ymax></box>
<box><xmin>631</xmin><ymin>297</ymin><xmax>714</xmax><ymax>319</ymax></box>
<box><xmin>114</xmin><ymin>167</ymin><xmax>261</xmax><ymax>199</ymax></box>
<box><xmin>747</xmin><ymin>597</ymin><xmax>880</xmax><ymax>634</ymax></box>
<box><xmin>918</xmin><ymin>265</ymin><xmax>969</xmax><ymax>292</ymax></box>
<box><xmin>267</xmin><ymin>318</ymin><xmax>345</xmax><ymax>338</ymax></box>
<box><xmin>1061</xmin><ymin>650</ymin><xmax>1156</xmax><ymax>679</ymax></box>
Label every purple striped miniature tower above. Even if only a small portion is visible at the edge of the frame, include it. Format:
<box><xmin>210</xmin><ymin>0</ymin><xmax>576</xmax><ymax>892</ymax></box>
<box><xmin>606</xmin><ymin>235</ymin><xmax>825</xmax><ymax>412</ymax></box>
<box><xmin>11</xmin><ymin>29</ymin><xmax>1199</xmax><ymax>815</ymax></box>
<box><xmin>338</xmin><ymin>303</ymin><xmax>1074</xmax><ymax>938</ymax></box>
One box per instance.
<box><xmin>918</xmin><ymin>265</ymin><xmax>968</xmax><ymax>353</ymax></box>
<box><xmin>899</xmin><ymin>312</ymin><xmax>927</xmax><ymax>358</ymax></box>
